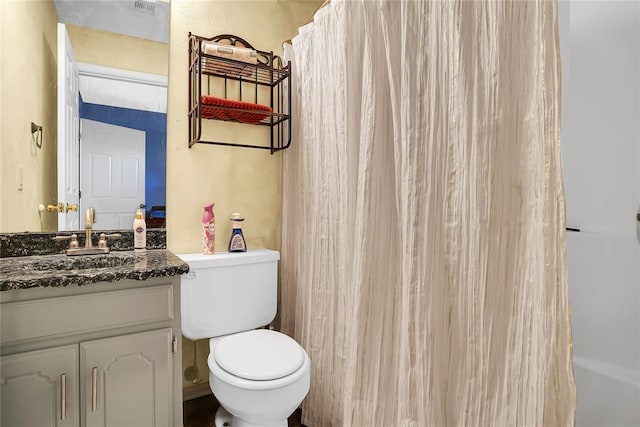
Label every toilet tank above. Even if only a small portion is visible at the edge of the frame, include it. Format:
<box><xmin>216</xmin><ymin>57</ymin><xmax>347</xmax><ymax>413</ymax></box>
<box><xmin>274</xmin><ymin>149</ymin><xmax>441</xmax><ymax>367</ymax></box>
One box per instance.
<box><xmin>178</xmin><ymin>249</ymin><xmax>279</xmax><ymax>340</ymax></box>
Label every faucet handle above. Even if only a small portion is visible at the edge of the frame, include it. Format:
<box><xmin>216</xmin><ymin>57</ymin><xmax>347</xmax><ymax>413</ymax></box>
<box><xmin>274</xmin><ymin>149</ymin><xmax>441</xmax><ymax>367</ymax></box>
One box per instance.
<box><xmin>98</xmin><ymin>233</ymin><xmax>122</xmax><ymax>248</ymax></box>
<box><xmin>52</xmin><ymin>234</ymin><xmax>79</xmax><ymax>249</ymax></box>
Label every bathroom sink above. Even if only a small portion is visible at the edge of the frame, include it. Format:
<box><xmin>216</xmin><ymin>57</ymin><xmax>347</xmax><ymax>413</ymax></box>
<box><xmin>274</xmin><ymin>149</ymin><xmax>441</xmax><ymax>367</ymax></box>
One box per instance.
<box><xmin>27</xmin><ymin>253</ymin><xmax>140</xmax><ymax>272</ymax></box>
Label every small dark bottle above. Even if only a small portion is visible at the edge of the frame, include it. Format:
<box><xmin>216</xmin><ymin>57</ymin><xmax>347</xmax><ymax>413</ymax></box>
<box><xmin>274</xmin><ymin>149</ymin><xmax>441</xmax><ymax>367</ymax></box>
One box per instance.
<box><xmin>228</xmin><ymin>213</ymin><xmax>247</xmax><ymax>252</ymax></box>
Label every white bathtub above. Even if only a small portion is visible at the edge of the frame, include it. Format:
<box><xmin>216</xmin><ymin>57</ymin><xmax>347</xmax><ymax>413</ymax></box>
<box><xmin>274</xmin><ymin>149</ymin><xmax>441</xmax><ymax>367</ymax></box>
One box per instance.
<box><xmin>567</xmin><ymin>232</ymin><xmax>640</xmax><ymax>426</ymax></box>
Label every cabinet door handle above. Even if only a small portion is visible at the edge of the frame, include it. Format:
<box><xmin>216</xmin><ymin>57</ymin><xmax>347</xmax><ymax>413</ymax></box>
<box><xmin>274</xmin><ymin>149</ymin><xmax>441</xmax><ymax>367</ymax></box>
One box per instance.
<box><xmin>91</xmin><ymin>367</ymin><xmax>98</xmax><ymax>412</ymax></box>
<box><xmin>60</xmin><ymin>373</ymin><xmax>66</xmax><ymax>420</ymax></box>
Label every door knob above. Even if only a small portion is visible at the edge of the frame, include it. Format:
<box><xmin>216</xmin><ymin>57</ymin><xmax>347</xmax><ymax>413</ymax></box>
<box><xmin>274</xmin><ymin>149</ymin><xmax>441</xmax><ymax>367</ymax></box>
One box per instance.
<box><xmin>47</xmin><ymin>203</ymin><xmax>78</xmax><ymax>213</ymax></box>
<box><xmin>47</xmin><ymin>202</ymin><xmax>65</xmax><ymax>212</ymax></box>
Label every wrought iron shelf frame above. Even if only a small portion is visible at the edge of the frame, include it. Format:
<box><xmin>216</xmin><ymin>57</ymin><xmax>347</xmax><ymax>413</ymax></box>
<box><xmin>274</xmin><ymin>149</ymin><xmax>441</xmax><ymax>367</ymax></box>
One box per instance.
<box><xmin>188</xmin><ymin>33</ymin><xmax>292</xmax><ymax>154</ymax></box>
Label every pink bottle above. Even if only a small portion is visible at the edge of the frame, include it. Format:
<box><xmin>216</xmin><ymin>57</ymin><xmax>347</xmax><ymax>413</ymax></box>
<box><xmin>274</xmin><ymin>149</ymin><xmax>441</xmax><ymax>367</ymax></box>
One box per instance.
<box><xmin>202</xmin><ymin>203</ymin><xmax>215</xmax><ymax>254</ymax></box>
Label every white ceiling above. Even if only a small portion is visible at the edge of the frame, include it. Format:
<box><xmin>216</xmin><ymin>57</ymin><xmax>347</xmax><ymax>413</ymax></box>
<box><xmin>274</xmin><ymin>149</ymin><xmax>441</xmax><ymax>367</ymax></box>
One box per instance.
<box><xmin>54</xmin><ymin>0</ymin><xmax>170</xmax><ymax>44</ymax></box>
<box><xmin>78</xmin><ymin>63</ymin><xmax>167</xmax><ymax>113</ymax></box>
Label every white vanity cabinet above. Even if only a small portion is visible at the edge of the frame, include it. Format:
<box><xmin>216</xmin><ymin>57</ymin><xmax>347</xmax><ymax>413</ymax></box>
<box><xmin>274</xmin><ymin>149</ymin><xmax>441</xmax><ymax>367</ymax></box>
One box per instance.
<box><xmin>1</xmin><ymin>345</ymin><xmax>79</xmax><ymax>427</ymax></box>
<box><xmin>81</xmin><ymin>328</ymin><xmax>174</xmax><ymax>427</ymax></box>
<box><xmin>0</xmin><ymin>277</ymin><xmax>183</xmax><ymax>427</ymax></box>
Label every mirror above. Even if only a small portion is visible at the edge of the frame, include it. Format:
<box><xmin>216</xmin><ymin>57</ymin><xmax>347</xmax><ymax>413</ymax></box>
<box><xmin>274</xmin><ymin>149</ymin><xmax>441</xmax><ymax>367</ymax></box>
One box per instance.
<box><xmin>0</xmin><ymin>0</ymin><xmax>170</xmax><ymax>233</ymax></box>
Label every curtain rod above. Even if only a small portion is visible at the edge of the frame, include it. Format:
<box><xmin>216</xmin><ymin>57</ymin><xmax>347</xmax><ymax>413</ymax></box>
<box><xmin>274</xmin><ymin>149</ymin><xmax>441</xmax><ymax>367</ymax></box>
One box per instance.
<box><xmin>283</xmin><ymin>0</ymin><xmax>331</xmax><ymax>45</ymax></box>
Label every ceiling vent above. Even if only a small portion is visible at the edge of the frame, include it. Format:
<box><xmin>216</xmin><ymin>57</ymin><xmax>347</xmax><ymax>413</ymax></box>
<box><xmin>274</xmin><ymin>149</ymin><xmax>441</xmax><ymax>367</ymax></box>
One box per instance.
<box><xmin>130</xmin><ymin>0</ymin><xmax>157</xmax><ymax>15</ymax></box>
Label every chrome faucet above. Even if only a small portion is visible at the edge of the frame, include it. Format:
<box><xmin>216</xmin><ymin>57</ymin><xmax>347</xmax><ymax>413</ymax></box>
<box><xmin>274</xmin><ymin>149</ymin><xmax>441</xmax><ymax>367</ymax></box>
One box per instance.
<box><xmin>53</xmin><ymin>207</ymin><xmax>121</xmax><ymax>256</ymax></box>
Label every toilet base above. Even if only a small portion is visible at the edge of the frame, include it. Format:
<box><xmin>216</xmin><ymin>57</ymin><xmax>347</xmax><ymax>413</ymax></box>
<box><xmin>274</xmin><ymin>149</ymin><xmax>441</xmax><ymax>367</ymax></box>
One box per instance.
<box><xmin>214</xmin><ymin>406</ymin><xmax>288</xmax><ymax>427</ymax></box>
<box><xmin>214</xmin><ymin>406</ymin><xmax>233</xmax><ymax>427</ymax></box>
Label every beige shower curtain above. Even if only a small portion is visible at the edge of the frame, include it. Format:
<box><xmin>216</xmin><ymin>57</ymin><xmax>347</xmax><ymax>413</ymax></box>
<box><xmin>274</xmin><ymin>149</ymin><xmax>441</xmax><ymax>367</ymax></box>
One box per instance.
<box><xmin>281</xmin><ymin>0</ymin><xmax>576</xmax><ymax>425</ymax></box>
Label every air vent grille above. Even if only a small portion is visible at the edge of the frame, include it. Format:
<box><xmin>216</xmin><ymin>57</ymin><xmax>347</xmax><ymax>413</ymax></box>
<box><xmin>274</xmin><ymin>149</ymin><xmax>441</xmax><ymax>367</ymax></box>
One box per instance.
<box><xmin>130</xmin><ymin>0</ymin><xmax>157</xmax><ymax>15</ymax></box>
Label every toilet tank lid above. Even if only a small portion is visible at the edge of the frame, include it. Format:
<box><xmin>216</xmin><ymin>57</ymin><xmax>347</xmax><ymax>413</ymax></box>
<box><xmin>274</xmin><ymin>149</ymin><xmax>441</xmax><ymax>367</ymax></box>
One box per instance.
<box><xmin>177</xmin><ymin>249</ymin><xmax>279</xmax><ymax>269</ymax></box>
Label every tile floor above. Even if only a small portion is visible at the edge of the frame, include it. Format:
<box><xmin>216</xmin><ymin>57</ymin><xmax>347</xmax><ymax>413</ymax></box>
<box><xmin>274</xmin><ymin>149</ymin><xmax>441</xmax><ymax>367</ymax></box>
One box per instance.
<box><xmin>183</xmin><ymin>394</ymin><xmax>305</xmax><ymax>427</ymax></box>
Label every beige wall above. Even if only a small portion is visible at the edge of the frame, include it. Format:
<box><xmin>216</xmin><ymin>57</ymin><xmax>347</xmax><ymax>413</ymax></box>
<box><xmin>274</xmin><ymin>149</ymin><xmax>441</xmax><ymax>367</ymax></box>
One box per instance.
<box><xmin>0</xmin><ymin>0</ymin><xmax>58</xmax><ymax>232</ymax></box>
<box><xmin>166</xmin><ymin>0</ymin><xmax>318</xmax><ymax>253</ymax></box>
<box><xmin>1</xmin><ymin>0</ymin><xmax>319</xmax><ymax>393</ymax></box>
<box><xmin>66</xmin><ymin>24</ymin><xmax>168</xmax><ymax>75</ymax></box>
<box><xmin>167</xmin><ymin>0</ymin><xmax>319</xmax><ymax>391</ymax></box>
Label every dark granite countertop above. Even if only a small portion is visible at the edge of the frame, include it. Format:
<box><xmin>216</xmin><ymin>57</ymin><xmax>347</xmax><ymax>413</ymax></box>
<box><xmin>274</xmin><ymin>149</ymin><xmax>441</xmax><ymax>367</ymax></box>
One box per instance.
<box><xmin>0</xmin><ymin>250</ymin><xmax>189</xmax><ymax>291</ymax></box>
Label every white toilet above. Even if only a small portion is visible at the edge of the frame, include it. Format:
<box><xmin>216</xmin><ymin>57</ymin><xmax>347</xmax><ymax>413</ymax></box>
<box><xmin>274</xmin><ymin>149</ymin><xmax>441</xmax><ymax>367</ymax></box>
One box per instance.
<box><xmin>178</xmin><ymin>249</ymin><xmax>310</xmax><ymax>427</ymax></box>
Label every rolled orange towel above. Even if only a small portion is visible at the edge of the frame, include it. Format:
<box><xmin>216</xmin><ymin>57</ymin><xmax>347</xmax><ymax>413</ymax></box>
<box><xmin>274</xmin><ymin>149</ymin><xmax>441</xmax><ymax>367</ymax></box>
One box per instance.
<box><xmin>201</xmin><ymin>96</ymin><xmax>272</xmax><ymax>124</ymax></box>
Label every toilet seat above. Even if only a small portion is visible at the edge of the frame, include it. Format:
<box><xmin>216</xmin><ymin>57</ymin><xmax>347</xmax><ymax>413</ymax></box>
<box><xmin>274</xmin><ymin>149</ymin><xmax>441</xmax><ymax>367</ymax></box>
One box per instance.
<box><xmin>214</xmin><ymin>329</ymin><xmax>305</xmax><ymax>381</ymax></box>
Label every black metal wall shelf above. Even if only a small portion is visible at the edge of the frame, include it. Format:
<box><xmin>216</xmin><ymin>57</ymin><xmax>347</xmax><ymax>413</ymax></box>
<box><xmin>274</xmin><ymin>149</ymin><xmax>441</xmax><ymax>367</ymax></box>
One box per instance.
<box><xmin>188</xmin><ymin>33</ymin><xmax>291</xmax><ymax>153</ymax></box>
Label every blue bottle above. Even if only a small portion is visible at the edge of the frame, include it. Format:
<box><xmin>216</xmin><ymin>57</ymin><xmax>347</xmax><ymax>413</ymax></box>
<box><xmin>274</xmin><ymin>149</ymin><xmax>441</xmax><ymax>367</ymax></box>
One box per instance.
<box><xmin>228</xmin><ymin>213</ymin><xmax>247</xmax><ymax>252</ymax></box>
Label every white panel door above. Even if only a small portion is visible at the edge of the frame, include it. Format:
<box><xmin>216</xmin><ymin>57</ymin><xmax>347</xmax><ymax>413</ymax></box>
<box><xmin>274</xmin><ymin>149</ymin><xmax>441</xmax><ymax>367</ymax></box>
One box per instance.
<box><xmin>79</xmin><ymin>119</ymin><xmax>145</xmax><ymax>230</ymax></box>
<box><xmin>57</xmin><ymin>23</ymin><xmax>80</xmax><ymax>231</ymax></box>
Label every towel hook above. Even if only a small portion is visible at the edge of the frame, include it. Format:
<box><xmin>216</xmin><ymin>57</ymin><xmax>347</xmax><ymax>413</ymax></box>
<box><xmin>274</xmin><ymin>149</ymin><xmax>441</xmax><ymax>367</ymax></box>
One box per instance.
<box><xmin>31</xmin><ymin>122</ymin><xmax>43</xmax><ymax>149</ymax></box>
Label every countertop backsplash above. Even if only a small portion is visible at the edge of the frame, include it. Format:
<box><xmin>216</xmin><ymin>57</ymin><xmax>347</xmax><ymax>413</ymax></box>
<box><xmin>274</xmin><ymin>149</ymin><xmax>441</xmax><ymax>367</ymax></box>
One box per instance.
<box><xmin>0</xmin><ymin>229</ymin><xmax>166</xmax><ymax>258</ymax></box>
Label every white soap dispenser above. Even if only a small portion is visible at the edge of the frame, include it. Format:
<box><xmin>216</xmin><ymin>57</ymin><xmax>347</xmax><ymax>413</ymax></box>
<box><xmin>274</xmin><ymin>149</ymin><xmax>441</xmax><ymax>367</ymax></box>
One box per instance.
<box><xmin>133</xmin><ymin>208</ymin><xmax>146</xmax><ymax>252</ymax></box>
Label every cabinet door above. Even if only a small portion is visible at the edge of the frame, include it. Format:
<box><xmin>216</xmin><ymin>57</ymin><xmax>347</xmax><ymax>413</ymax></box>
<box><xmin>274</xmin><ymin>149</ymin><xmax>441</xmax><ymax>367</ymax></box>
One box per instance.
<box><xmin>1</xmin><ymin>345</ymin><xmax>79</xmax><ymax>427</ymax></box>
<box><xmin>80</xmin><ymin>328</ymin><xmax>174</xmax><ymax>427</ymax></box>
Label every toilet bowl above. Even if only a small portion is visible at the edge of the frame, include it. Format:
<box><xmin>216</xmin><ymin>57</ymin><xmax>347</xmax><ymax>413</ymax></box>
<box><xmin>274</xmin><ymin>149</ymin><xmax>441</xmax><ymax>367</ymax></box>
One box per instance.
<box><xmin>208</xmin><ymin>330</ymin><xmax>310</xmax><ymax>427</ymax></box>
<box><xmin>178</xmin><ymin>250</ymin><xmax>310</xmax><ymax>427</ymax></box>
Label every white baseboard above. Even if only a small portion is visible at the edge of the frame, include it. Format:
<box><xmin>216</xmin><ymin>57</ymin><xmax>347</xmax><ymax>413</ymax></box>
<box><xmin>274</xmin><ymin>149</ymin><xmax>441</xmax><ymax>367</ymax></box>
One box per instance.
<box><xmin>183</xmin><ymin>382</ymin><xmax>213</xmax><ymax>401</ymax></box>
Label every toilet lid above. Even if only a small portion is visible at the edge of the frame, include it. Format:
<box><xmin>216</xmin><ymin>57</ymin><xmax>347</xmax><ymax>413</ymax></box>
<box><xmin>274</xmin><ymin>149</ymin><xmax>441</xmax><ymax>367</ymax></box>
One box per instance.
<box><xmin>214</xmin><ymin>329</ymin><xmax>306</xmax><ymax>381</ymax></box>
